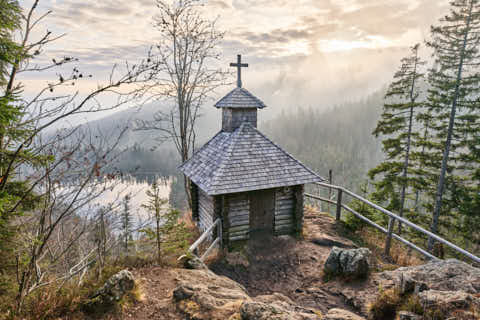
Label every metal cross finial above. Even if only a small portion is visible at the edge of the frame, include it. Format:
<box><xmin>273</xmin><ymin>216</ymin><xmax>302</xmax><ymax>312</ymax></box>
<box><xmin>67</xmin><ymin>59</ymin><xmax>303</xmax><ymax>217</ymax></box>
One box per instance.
<box><xmin>230</xmin><ymin>54</ymin><xmax>248</xmax><ymax>88</ymax></box>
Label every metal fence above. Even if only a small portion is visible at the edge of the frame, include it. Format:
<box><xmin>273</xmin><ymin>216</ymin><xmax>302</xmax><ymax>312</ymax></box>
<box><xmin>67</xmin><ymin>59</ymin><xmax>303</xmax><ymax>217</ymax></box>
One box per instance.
<box><xmin>188</xmin><ymin>218</ymin><xmax>222</xmax><ymax>261</ymax></box>
<box><xmin>305</xmin><ymin>182</ymin><xmax>480</xmax><ymax>264</ymax></box>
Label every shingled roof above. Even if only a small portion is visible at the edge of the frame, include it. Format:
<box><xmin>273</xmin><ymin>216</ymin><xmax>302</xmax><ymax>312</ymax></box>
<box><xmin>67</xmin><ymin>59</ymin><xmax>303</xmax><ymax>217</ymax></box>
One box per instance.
<box><xmin>179</xmin><ymin>122</ymin><xmax>323</xmax><ymax>195</ymax></box>
<box><xmin>214</xmin><ymin>87</ymin><xmax>267</xmax><ymax>109</ymax></box>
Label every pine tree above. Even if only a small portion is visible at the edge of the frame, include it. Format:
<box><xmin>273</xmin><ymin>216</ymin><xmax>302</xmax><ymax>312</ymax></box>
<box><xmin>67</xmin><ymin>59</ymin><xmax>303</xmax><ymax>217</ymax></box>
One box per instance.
<box><xmin>141</xmin><ymin>181</ymin><xmax>168</xmax><ymax>263</ymax></box>
<box><xmin>0</xmin><ymin>0</ymin><xmax>21</xmax><ymax>86</ymax></box>
<box><xmin>368</xmin><ymin>44</ymin><xmax>425</xmax><ymax>254</ymax></box>
<box><xmin>121</xmin><ymin>194</ymin><xmax>132</xmax><ymax>254</ymax></box>
<box><xmin>425</xmin><ymin>0</ymin><xmax>480</xmax><ymax>251</ymax></box>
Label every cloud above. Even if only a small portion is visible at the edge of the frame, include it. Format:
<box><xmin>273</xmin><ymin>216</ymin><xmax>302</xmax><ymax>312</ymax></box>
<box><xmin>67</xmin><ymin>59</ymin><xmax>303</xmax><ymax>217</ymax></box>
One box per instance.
<box><xmin>20</xmin><ymin>0</ymin><xmax>451</xmax><ymax>115</ymax></box>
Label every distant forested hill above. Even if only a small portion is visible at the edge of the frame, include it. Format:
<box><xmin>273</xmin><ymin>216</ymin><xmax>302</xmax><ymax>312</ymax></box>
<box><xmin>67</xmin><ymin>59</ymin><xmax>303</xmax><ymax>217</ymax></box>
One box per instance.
<box><xmin>261</xmin><ymin>89</ymin><xmax>385</xmax><ymax>192</ymax></box>
<box><xmin>73</xmin><ymin>89</ymin><xmax>385</xmax><ymax>206</ymax></box>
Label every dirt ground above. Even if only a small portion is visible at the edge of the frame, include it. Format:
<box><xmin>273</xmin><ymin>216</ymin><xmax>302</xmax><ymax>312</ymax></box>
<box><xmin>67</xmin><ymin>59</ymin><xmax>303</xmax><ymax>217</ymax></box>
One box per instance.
<box><xmin>106</xmin><ymin>209</ymin><xmax>379</xmax><ymax>319</ymax></box>
<box><xmin>209</xmin><ymin>209</ymin><xmax>375</xmax><ymax>316</ymax></box>
<box><xmin>94</xmin><ymin>267</ymin><xmax>184</xmax><ymax>320</ymax></box>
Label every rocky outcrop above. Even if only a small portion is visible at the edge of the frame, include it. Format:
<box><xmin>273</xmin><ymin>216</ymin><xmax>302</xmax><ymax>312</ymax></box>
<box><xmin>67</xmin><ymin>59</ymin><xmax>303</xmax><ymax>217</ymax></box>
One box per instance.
<box><xmin>323</xmin><ymin>308</ymin><xmax>366</xmax><ymax>320</ymax></box>
<box><xmin>330</xmin><ymin>259</ymin><xmax>480</xmax><ymax>318</ymax></box>
<box><xmin>173</xmin><ymin>269</ymin><xmax>322</xmax><ymax>320</ymax></box>
<box><xmin>173</xmin><ymin>268</ymin><xmax>250</xmax><ymax>320</ymax></box>
<box><xmin>419</xmin><ymin>289</ymin><xmax>479</xmax><ymax>312</ymax></box>
<box><xmin>240</xmin><ymin>293</ymin><xmax>320</xmax><ymax>320</ymax></box>
<box><xmin>378</xmin><ymin>259</ymin><xmax>480</xmax><ymax>294</ymax></box>
<box><xmin>324</xmin><ymin>247</ymin><xmax>371</xmax><ymax>278</ymax></box>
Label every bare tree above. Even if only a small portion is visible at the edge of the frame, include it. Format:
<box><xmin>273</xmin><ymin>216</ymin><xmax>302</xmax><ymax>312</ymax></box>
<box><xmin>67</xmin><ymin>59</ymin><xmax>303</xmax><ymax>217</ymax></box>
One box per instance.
<box><xmin>0</xmin><ymin>0</ymin><xmax>160</xmax><ymax>312</ymax></box>
<box><xmin>135</xmin><ymin>0</ymin><xmax>230</xmax><ymax>207</ymax></box>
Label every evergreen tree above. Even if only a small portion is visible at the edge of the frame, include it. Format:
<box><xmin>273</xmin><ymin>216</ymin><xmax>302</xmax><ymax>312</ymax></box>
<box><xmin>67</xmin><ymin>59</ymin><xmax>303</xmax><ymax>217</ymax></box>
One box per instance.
<box><xmin>368</xmin><ymin>44</ymin><xmax>425</xmax><ymax>250</ymax></box>
<box><xmin>0</xmin><ymin>0</ymin><xmax>21</xmax><ymax>86</ymax></box>
<box><xmin>425</xmin><ymin>0</ymin><xmax>480</xmax><ymax>251</ymax></box>
<box><xmin>121</xmin><ymin>194</ymin><xmax>132</xmax><ymax>254</ymax></box>
<box><xmin>141</xmin><ymin>181</ymin><xmax>168</xmax><ymax>263</ymax></box>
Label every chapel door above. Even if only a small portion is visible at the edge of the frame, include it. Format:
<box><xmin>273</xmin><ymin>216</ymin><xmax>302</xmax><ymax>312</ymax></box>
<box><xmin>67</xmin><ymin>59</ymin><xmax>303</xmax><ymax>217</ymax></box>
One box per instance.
<box><xmin>249</xmin><ymin>189</ymin><xmax>275</xmax><ymax>236</ymax></box>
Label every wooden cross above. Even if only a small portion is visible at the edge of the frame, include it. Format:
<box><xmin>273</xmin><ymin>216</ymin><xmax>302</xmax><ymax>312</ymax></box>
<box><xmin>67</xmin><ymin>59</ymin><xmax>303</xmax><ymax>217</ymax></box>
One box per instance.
<box><xmin>230</xmin><ymin>54</ymin><xmax>248</xmax><ymax>88</ymax></box>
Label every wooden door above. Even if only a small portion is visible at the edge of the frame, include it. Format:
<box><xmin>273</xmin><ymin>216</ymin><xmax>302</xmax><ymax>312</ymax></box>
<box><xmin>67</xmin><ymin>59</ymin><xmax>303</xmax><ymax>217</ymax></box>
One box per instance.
<box><xmin>249</xmin><ymin>189</ymin><xmax>275</xmax><ymax>236</ymax></box>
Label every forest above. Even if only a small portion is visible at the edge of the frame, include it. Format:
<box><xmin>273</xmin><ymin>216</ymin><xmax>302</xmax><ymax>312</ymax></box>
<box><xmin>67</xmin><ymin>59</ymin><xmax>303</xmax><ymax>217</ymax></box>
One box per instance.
<box><xmin>1</xmin><ymin>0</ymin><xmax>480</xmax><ymax>318</ymax></box>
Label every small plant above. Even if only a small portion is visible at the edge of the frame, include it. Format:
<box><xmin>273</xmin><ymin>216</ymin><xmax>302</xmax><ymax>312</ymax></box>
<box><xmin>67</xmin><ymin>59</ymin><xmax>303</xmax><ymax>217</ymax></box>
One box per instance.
<box><xmin>400</xmin><ymin>294</ymin><xmax>423</xmax><ymax>315</ymax></box>
<box><xmin>367</xmin><ymin>288</ymin><xmax>402</xmax><ymax>320</ymax></box>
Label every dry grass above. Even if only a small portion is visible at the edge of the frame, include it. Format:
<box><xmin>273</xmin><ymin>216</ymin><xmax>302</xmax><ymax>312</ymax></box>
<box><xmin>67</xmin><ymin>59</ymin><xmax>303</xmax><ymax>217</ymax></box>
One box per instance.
<box><xmin>179</xmin><ymin>210</ymin><xmax>199</xmax><ymax>236</ymax></box>
<box><xmin>356</xmin><ymin>228</ymin><xmax>424</xmax><ymax>271</ymax></box>
<box><xmin>368</xmin><ymin>287</ymin><xmax>403</xmax><ymax>320</ymax></box>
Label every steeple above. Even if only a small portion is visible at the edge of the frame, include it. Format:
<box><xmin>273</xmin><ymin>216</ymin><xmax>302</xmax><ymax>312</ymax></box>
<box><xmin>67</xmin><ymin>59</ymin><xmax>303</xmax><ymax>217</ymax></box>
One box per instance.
<box><xmin>215</xmin><ymin>55</ymin><xmax>267</xmax><ymax>132</ymax></box>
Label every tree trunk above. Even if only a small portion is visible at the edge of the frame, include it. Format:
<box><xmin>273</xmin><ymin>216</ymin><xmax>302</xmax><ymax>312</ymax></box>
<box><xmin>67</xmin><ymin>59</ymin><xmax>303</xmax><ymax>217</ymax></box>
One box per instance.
<box><xmin>428</xmin><ymin>0</ymin><xmax>473</xmax><ymax>252</ymax></box>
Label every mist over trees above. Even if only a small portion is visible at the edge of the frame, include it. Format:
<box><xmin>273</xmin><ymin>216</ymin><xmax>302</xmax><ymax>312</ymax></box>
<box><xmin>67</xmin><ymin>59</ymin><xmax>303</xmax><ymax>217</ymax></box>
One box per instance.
<box><xmin>262</xmin><ymin>91</ymin><xmax>385</xmax><ymax>192</ymax></box>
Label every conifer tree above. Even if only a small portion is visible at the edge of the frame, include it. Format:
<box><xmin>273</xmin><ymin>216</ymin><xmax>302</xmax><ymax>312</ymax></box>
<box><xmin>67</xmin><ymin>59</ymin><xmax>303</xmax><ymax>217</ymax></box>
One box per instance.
<box><xmin>368</xmin><ymin>44</ymin><xmax>425</xmax><ymax>253</ymax></box>
<box><xmin>121</xmin><ymin>194</ymin><xmax>132</xmax><ymax>254</ymax></box>
<box><xmin>425</xmin><ymin>0</ymin><xmax>480</xmax><ymax>251</ymax></box>
<box><xmin>141</xmin><ymin>181</ymin><xmax>168</xmax><ymax>263</ymax></box>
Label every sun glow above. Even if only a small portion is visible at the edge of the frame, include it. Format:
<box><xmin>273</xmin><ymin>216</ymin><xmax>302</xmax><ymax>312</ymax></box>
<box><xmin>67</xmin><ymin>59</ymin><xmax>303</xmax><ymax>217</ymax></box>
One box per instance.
<box><xmin>318</xmin><ymin>36</ymin><xmax>393</xmax><ymax>52</ymax></box>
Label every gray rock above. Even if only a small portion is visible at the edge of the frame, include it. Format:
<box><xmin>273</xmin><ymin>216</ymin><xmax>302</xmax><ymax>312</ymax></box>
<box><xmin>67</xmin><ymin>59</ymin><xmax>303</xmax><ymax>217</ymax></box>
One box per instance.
<box><xmin>324</xmin><ymin>247</ymin><xmax>371</xmax><ymax>278</ymax></box>
<box><xmin>240</xmin><ymin>294</ymin><xmax>320</xmax><ymax>320</ymax></box>
<box><xmin>395</xmin><ymin>272</ymin><xmax>428</xmax><ymax>295</ymax></box>
<box><xmin>93</xmin><ymin>269</ymin><xmax>135</xmax><ymax>303</ymax></box>
<box><xmin>397</xmin><ymin>311</ymin><xmax>422</xmax><ymax>320</ymax></box>
<box><xmin>84</xmin><ymin>269</ymin><xmax>135</xmax><ymax>313</ymax></box>
<box><xmin>240</xmin><ymin>301</ymin><xmax>289</xmax><ymax>320</ymax></box>
<box><xmin>379</xmin><ymin>259</ymin><xmax>480</xmax><ymax>294</ymax></box>
<box><xmin>418</xmin><ymin>289</ymin><xmax>476</xmax><ymax>310</ymax></box>
<box><xmin>182</xmin><ymin>255</ymin><xmax>209</xmax><ymax>270</ymax></box>
<box><xmin>323</xmin><ymin>308</ymin><xmax>365</xmax><ymax>320</ymax></box>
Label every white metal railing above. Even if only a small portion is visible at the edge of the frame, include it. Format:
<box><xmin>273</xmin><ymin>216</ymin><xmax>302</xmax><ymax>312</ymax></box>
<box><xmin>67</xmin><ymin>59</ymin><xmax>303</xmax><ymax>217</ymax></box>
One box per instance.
<box><xmin>305</xmin><ymin>182</ymin><xmax>480</xmax><ymax>264</ymax></box>
<box><xmin>188</xmin><ymin>218</ymin><xmax>222</xmax><ymax>261</ymax></box>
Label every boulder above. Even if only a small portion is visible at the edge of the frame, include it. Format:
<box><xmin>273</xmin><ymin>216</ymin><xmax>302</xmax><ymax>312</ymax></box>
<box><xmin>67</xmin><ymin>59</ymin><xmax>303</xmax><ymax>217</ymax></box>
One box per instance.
<box><xmin>173</xmin><ymin>269</ymin><xmax>321</xmax><ymax>320</ymax></box>
<box><xmin>84</xmin><ymin>269</ymin><xmax>135</xmax><ymax>312</ymax></box>
<box><xmin>92</xmin><ymin>269</ymin><xmax>135</xmax><ymax>303</ymax></box>
<box><xmin>173</xmin><ymin>269</ymin><xmax>251</xmax><ymax>320</ymax></box>
<box><xmin>323</xmin><ymin>308</ymin><xmax>365</xmax><ymax>320</ymax></box>
<box><xmin>324</xmin><ymin>247</ymin><xmax>371</xmax><ymax>278</ymax></box>
<box><xmin>179</xmin><ymin>254</ymin><xmax>209</xmax><ymax>270</ymax></box>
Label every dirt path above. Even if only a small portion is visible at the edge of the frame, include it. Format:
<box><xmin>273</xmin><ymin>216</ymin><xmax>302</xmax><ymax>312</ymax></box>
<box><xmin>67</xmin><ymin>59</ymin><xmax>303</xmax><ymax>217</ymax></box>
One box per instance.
<box><xmin>209</xmin><ymin>209</ymin><xmax>373</xmax><ymax>316</ymax></box>
<box><xmin>108</xmin><ymin>267</ymin><xmax>183</xmax><ymax>320</ymax></box>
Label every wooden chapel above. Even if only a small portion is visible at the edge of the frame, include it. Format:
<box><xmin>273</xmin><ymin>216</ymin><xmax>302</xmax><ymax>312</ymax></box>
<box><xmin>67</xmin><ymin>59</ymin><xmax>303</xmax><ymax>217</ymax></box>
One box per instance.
<box><xmin>180</xmin><ymin>55</ymin><xmax>323</xmax><ymax>246</ymax></box>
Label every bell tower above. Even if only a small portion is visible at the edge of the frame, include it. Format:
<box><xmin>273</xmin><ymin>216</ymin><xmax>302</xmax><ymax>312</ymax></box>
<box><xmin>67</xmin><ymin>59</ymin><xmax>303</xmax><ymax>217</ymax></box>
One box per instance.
<box><xmin>215</xmin><ymin>55</ymin><xmax>266</xmax><ymax>132</ymax></box>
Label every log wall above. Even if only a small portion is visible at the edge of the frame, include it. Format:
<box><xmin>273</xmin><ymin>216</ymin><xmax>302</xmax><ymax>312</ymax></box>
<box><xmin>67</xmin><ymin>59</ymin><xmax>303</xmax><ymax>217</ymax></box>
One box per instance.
<box><xmin>226</xmin><ymin>192</ymin><xmax>250</xmax><ymax>241</ymax></box>
<box><xmin>191</xmin><ymin>182</ymin><xmax>199</xmax><ymax>221</ymax></box>
<box><xmin>198</xmin><ymin>188</ymin><xmax>214</xmax><ymax>232</ymax></box>
<box><xmin>274</xmin><ymin>187</ymin><xmax>296</xmax><ymax>235</ymax></box>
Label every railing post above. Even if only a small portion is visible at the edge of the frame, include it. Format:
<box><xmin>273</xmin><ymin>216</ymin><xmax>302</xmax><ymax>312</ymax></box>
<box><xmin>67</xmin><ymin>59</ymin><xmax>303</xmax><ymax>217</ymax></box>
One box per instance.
<box><xmin>384</xmin><ymin>216</ymin><xmax>395</xmax><ymax>257</ymax></box>
<box><xmin>217</xmin><ymin>219</ymin><xmax>223</xmax><ymax>248</ymax></box>
<box><xmin>328</xmin><ymin>169</ymin><xmax>333</xmax><ymax>214</ymax></box>
<box><xmin>335</xmin><ymin>188</ymin><xmax>343</xmax><ymax>221</ymax></box>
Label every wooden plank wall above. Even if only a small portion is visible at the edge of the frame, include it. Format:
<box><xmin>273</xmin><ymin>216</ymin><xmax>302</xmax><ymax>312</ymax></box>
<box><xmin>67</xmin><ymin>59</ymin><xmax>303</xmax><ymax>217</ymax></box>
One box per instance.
<box><xmin>191</xmin><ymin>183</ymin><xmax>199</xmax><ymax>221</ymax></box>
<box><xmin>227</xmin><ymin>193</ymin><xmax>250</xmax><ymax>241</ymax></box>
<box><xmin>274</xmin><ymin>187</ymin><xmax>295</xmax><ymax>235</ymax></box>
<box><xmin>198</xmin><ymin>188</ymin><xmax>214</xmax><ymax>232</ymax></box>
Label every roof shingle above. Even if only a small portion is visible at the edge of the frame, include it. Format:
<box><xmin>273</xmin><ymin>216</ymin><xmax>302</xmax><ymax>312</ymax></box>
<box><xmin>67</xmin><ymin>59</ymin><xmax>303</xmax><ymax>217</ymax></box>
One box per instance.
<box><xmin>179</xmin><ymin>123</ymin><xmax>323</xmax><ymax>195</ymax></box>
<box><xmin>214</xmin><ymin>87</ymin><xmax>267</xmax><ymax>109</ymax></box>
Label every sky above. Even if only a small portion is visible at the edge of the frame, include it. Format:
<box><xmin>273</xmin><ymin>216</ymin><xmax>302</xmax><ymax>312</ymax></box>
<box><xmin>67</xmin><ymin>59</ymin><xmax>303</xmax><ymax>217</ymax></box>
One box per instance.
<box><xmin>20</xmin><ymin>0</ymin><xmax>450</xmax><ymax>119</ymax></box>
